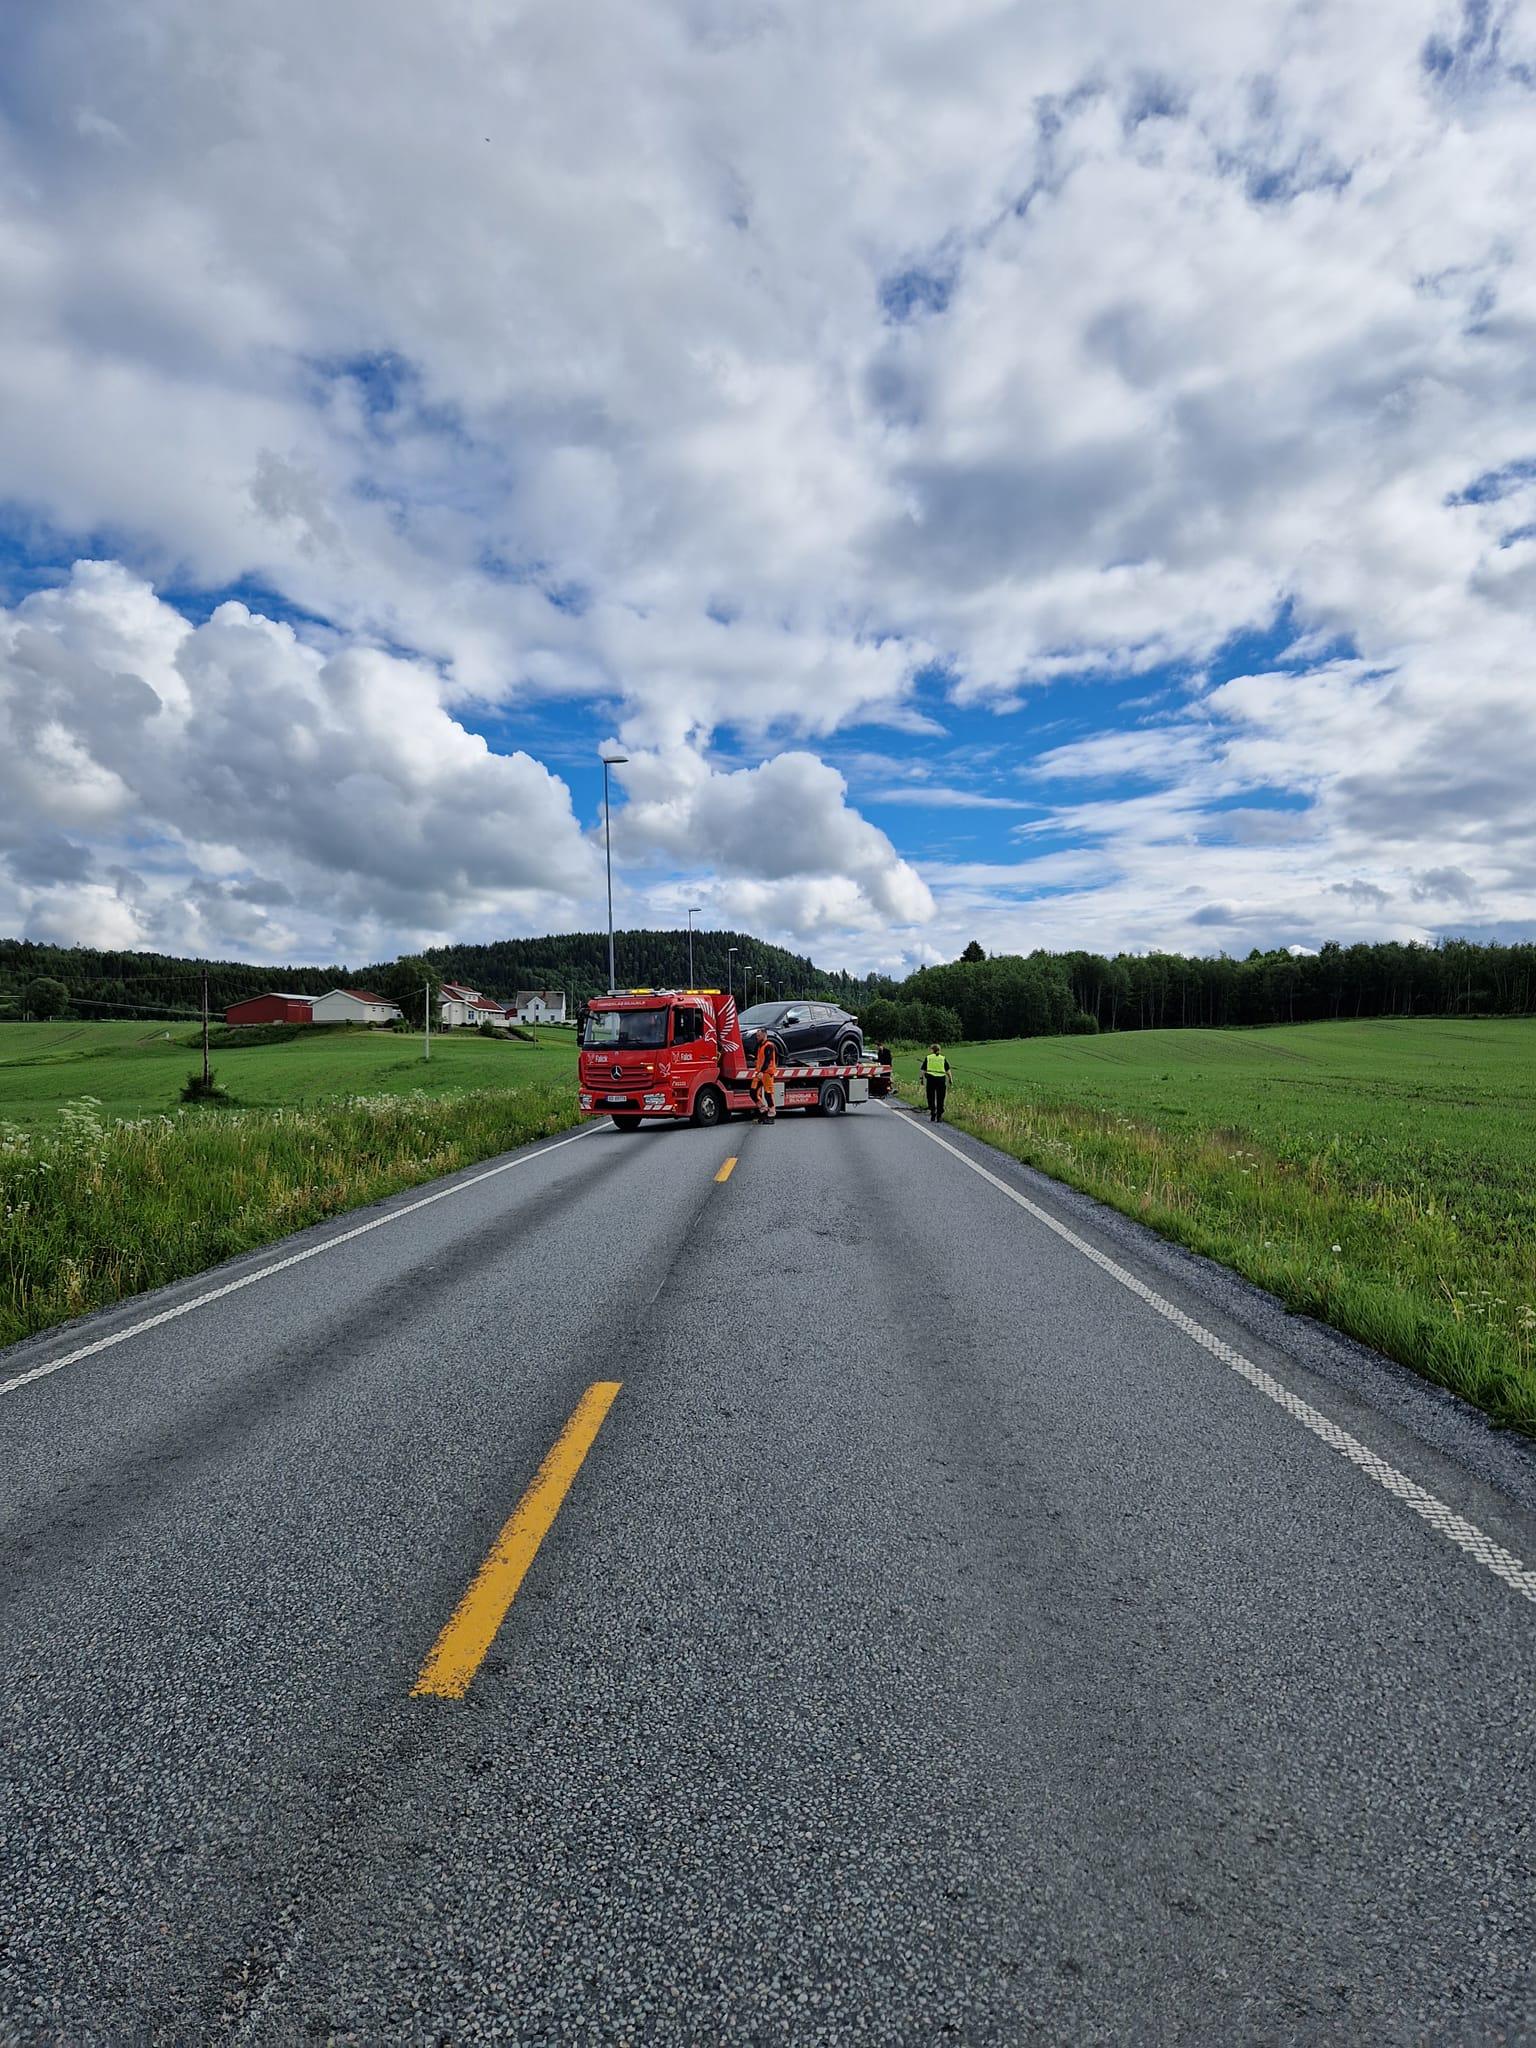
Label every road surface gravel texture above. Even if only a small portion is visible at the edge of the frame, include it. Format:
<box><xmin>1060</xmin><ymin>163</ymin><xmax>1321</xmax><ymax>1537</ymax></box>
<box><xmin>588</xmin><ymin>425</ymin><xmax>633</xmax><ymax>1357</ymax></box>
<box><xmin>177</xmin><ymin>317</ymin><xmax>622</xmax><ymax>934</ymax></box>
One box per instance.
<box><xmin>2</xmin><ymin>1101</ymin><xmax>1534</xmax><ymax>2045</ymax></box>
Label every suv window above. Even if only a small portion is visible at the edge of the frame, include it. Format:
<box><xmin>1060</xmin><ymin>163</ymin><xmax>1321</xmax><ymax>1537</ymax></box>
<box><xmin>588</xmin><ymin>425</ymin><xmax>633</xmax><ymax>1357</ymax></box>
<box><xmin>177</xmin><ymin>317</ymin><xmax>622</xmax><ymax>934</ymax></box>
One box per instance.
<box><xmin>815</xmin><ymin>1004</ymin><xmax>840</xmax><ymax>1023</ymax></box>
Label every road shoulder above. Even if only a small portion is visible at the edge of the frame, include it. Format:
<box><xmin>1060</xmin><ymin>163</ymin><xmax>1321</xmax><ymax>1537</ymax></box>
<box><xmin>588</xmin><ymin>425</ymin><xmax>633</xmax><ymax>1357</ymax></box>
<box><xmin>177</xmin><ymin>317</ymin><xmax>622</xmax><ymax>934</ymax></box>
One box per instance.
<box><xmin>884</xmin><ymin>1100</ymin><xmax>1536</xmax><ymax>1534</ymax></box>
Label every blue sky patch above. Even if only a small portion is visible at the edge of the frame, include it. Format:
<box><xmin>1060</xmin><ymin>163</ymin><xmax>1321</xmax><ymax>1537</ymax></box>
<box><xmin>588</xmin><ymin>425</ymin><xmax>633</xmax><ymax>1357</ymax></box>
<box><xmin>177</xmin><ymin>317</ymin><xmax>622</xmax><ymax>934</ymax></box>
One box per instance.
<box><xmin>1448</xmin><ymin>455</ymin><xmax>1536</xmax><ymax>504</ymax></box>
<box><xmin>879</xmin><ymin>266</ymin><xmax>953</xmax><ymax>322</ymax></box>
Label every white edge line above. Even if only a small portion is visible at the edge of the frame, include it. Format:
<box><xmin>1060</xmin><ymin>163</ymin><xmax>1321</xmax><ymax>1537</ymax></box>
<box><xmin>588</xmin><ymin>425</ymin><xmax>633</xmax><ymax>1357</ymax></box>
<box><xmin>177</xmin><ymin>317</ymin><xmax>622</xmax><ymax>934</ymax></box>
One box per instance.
<box><xmin>891</xmin><ymin>1107</ymin><xmax>1536</xmax><ymax>1609</ymax></box>
<box><xmin>1</xmin><ymin>1123</ymin><xmax>603</xmax><ymax>1401</ymax></box>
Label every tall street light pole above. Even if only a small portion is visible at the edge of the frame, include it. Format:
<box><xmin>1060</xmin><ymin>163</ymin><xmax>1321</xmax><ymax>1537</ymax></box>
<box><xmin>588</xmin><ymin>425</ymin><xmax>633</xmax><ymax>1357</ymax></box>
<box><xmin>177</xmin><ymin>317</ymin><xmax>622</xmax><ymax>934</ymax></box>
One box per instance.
<box><xmin>600</xmin><ymin>750</ymin><xmax>628</xmax><ymax>993</ymax></box>
<box><xmin>727</xmin><ymin>945</ymin><xmax>737</xmax><ymax>1010</ymax></box>
<box><xmin>687</xmin><ymin>905</ymin><xmax>701</xmax><ymax>987</ymax></box>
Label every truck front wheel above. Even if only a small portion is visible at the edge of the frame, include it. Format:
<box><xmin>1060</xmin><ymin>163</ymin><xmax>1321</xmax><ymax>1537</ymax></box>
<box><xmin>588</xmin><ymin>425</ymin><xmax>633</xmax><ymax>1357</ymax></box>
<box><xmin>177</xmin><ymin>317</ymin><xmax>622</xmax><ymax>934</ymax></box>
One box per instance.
<box><xmin>691</xmin><ymin>1086</ymin><xmax>725</xmax><ymax>1129</ymax></box>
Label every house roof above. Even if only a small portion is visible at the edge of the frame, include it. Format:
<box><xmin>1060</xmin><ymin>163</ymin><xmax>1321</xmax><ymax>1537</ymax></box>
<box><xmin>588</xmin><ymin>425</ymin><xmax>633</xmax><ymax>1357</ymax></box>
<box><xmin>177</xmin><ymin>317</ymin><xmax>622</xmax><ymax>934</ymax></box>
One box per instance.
<box><xmin>342</xmin><ymin>989</ymin><xmax>392</xmax><ymax>1005</ymax></box>
<box><xmin>440</xmin><ymin>982</ymin><xmax>503</xmax><ymax>1013</ymax></box>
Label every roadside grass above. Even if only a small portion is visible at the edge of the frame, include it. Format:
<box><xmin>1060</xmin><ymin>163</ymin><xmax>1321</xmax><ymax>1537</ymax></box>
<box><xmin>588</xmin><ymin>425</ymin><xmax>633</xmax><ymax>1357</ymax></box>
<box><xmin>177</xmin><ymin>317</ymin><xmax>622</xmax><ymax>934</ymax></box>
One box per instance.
<box><xmin>894</xmin><ymin>1018</ymin><xmax>1536</xmax><ymax>1437</ymax></box>
<box><xmin>0</xmin><ymin>1081</ymin><xmax>580</xmax><ymax>1350</ymax></box>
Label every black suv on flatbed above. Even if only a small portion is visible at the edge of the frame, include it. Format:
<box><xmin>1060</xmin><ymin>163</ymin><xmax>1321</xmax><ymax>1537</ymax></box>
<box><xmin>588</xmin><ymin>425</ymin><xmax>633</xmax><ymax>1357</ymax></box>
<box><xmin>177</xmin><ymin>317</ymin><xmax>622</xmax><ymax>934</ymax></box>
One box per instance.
<box><xmin>738</xmin><ymin>1001</ymin><xmax>864</xmax><ymax>1066</ymax></box>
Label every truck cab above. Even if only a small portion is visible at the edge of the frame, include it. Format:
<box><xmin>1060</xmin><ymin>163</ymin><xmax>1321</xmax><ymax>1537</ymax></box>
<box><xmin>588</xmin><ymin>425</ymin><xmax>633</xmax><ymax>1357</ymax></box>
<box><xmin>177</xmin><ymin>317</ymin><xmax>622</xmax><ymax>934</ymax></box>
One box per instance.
<box><xmin>578</xmin><ymin>989</ymin><xmax>741</xmax><ymax>1130</ymax></box>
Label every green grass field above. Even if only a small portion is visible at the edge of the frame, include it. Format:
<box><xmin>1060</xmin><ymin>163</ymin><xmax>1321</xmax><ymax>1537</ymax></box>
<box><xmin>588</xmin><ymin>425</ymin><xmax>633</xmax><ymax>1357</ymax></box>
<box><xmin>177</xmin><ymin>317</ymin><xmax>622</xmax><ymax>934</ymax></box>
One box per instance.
<box><xmin>0</xmin><ymin>1022</ymin><xmax>583</xmax><ymax>1350</ymax></box>
<box><xmin>6</xmin><ymin>1017</ymin><xmax>1533</xmax><ymax>1433</ymax></box>
<box><xmin>896</xmin><ymin>1018</ymin><xmax>1536</xmax><ymax>1436</ymax></box>
<box><xmin>0</xmin><ymin>1019</ymin><xmax>576</xmax><ymax>1126</ymax></box>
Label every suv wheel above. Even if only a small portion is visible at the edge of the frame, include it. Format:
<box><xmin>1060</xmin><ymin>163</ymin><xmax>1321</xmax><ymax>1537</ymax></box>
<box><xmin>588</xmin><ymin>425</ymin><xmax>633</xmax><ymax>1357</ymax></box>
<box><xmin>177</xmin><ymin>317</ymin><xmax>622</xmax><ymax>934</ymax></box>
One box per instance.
<box><xmin>835</xmin><ymin>1037</ymin><xmax>861</xmax><ymax>1066</ymax></box>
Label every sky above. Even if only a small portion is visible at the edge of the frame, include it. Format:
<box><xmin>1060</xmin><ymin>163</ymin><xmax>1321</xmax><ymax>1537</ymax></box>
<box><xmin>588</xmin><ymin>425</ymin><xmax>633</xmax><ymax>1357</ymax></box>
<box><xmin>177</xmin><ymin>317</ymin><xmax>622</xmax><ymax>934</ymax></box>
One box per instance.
<box><xmin>1</xmin><ymin>0</ymin><xmax>1534</xmax><ymax>976</ymax></box>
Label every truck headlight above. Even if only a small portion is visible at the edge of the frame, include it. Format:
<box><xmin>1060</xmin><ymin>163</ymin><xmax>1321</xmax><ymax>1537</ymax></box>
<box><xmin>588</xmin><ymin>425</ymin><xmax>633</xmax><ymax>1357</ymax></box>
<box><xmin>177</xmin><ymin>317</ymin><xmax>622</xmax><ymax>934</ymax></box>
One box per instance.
<box><xmin>643</xmin><ymin>1092</ymin><xmax>668</xmax><ymax>1109</ymax></box>
<box><xmin>579</xmin><ymin>1093</ymin><xmax>593</xmax><ymax>1110</ymax></box>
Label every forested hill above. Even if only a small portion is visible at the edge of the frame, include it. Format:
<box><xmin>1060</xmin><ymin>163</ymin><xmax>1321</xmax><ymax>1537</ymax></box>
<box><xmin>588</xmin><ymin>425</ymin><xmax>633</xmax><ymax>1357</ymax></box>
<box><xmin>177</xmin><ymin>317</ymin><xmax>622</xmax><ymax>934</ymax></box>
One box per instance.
<box><xmin>0</xmin><ymin>941</ymin><xmax>348</xmax><ymax>1019</ymax></box>
<box><xmin>400</xmin><ymin>931</ymin><xmax>886</xmax><ymax>1008</ymax></box>
<box><xmin>0</xmin><ymin>931</ymin><xmax>879</xmax><ymax>1020</ymax></box>
<box><xmin>3</xmin><ymin>930</ymin><xmax>1533</xmax><ymax>1038</ymax></box>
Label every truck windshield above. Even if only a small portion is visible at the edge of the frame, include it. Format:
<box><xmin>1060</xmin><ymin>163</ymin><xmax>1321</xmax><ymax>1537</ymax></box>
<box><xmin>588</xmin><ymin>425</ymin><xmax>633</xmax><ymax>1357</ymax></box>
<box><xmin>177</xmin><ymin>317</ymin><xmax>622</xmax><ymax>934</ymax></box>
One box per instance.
<box><xmin>583</xmin><ymin>1008</ymin><xmax>668</xmax><ymax>1049</ymax></box>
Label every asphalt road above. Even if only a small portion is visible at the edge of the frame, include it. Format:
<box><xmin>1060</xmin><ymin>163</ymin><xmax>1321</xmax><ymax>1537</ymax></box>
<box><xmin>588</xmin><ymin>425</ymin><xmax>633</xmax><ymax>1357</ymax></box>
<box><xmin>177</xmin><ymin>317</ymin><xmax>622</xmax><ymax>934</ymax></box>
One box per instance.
<box><xmin>3</xmin><ymin>1100</ymin><xmax>1535</xmax><ymax>2045</ymax></box>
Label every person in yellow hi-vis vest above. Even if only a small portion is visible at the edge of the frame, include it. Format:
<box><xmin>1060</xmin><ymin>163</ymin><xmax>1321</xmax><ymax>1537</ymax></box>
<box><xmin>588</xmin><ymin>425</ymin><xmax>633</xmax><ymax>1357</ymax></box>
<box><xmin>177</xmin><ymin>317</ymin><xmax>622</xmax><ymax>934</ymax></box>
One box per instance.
<box><xmin>922</xmin><ymin>1043</ymin><xmax>952</xmax><ymax>1122</ymax></box>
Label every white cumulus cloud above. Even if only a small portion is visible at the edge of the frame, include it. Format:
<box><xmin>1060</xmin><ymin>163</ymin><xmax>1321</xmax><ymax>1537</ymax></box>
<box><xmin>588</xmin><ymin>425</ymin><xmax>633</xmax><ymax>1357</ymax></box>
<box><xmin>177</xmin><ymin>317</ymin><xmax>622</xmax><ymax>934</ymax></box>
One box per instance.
<box><xmin>0</xmin><ymin>0</ymin><xmax>1534</xmax><ymax>964</ymax></box>
<box><xmin>614</xmin><ymin>746</ymin><xmax>935</xmax><ymax>935</ymax></box>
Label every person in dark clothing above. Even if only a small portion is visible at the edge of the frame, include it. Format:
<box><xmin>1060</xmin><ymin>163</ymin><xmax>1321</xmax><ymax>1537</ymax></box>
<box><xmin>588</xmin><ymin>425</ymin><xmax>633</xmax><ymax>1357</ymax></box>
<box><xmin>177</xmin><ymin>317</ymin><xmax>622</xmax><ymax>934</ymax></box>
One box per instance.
<box><xmin>922</xmin><ymin>1044</ymin><xmax>952</xmax><ymax>1121</ymax></box>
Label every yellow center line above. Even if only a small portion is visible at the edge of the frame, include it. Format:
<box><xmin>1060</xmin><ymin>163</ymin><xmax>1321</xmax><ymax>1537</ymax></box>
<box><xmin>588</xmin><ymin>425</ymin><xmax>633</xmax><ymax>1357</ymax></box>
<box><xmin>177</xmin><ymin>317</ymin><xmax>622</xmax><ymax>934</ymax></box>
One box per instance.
<box><xmin>714</xmin><ymin>1155</ymin><xmax>739</xmax><ymax>1183</ymax></box>
<box><xmin>412</xmin><ymin>1379</ymin><xmax>622</xmax><ymax>1700</ymax></box>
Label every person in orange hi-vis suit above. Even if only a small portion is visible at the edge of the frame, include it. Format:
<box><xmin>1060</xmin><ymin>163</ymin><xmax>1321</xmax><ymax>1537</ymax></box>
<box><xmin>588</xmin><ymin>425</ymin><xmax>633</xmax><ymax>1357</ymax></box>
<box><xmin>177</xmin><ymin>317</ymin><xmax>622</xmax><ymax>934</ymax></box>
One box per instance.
<box><xmin>749</xmin><ymin>1037</ymin><xmax>780</xmax><ymax>1123</ymax></box>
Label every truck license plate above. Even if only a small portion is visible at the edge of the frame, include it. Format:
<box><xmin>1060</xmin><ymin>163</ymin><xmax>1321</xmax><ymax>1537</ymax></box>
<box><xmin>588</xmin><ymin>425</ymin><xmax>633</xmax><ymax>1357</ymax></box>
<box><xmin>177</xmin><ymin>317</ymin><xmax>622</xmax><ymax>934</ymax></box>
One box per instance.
<box><xmin>604</xmin><ymin>1093</ymin><xmax>629</xmax><ymax>1103</ymax></box>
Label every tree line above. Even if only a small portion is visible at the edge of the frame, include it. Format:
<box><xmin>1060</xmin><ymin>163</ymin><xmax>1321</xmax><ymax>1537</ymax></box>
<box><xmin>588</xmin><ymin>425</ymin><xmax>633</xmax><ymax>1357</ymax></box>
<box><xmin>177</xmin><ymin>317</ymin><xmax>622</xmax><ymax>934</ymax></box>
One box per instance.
<box><xmin>4</xmin><ymin>932</ymin><xmax>1532</xmax><ymax>1042</ymax></box>
<box><xmin>0</xmin><ymin>930</ymin><xmax>878</xmax><ymax>1023</ymax></box>
<box><xmin>875</xmin><ymin>937</ymin><xmax>1536</xmax><ymax>1043</ymax></box>
<box><xmin>0</xmin><ymin>942</ymin><xmax>348</xmax><ymax>1021</ymax></box>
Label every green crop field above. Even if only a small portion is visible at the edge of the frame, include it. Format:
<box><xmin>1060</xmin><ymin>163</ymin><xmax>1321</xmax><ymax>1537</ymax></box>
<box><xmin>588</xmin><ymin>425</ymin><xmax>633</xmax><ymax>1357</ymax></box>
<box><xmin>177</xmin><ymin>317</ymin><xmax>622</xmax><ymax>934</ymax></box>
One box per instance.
<box><xmin>896</xmin><ymin>1018</ymin><xmax>1536</xmax><ymax>1436</ymax></box>
<box><xmin>0</xmin><ymin>1019</ymin><xmax>576</xmax><ymax>1126</ymax></box>
<box><xmin>0</xmin><ymin>1021</ymin><xmax>583</xmax><ymax>1350</ymax></box>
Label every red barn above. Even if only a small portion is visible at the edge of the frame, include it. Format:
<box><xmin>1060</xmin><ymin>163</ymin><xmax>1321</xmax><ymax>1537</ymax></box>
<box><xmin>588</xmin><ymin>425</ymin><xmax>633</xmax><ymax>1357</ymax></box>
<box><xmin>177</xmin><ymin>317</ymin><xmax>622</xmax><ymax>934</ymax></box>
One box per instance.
<box><xmin>224</xmin><ymin>993</ymin><xmax>315</xmax><ymax>1026</ymax></box>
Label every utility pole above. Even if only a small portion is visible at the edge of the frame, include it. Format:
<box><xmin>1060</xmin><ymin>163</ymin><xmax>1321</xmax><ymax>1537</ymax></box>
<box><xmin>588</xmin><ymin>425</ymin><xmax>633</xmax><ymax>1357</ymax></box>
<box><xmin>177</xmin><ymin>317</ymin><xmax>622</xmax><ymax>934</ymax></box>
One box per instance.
<box><xmin>601</xmin><ymin>751</ymin><xmax>629</xmax><ymax>992</ymax></box>
<box><xmin>687</xmin><ymin>905</ymin><xmax>701</xmax><ymax>987</ymax></box>
<box><xmin>201</xmin><ymin>970</ymin><xmax>211</xmax><ymax>1089</ymax></box>
<box><xmin>423</xmin><ymin>978</ymin><xmax>431</xmax><ymax>1061</ymax></box>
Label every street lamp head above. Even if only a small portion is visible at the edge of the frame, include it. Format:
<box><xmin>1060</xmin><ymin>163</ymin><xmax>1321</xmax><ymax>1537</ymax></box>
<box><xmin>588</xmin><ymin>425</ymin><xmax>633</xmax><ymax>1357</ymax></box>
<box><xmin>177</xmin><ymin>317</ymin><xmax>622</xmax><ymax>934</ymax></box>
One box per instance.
<box><xmin>600</xmin><ymin>751</ymin><xmax>629</xmax><ymax>767</ymax></box>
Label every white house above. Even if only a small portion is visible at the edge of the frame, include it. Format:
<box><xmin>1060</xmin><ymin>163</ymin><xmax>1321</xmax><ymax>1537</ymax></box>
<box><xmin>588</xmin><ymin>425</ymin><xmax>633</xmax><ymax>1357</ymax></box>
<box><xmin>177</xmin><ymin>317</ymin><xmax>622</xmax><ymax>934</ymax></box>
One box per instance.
<box><xmin>439</xmin><ymin>980</ymin><xmax>507</xmax><ymax>1028</ymax></box>
<box><xmin>511</xmin><ymin>990</ymin><xmax>567</xmax><ymax>1024</ymax></box>
<box><xmin>310</xmin><ymin>988</ymin><xmax>403</xmax><ymax>1026</ymax></box>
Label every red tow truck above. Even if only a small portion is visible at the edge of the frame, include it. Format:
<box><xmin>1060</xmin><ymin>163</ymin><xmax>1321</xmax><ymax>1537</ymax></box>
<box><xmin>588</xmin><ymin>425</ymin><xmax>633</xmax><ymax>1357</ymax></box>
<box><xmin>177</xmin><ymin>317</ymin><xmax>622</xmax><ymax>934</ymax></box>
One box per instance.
<box><xmin>578</xmin><ymin>988</ymin><xmax>892</xmax><ymax>1131</ymax></box>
